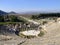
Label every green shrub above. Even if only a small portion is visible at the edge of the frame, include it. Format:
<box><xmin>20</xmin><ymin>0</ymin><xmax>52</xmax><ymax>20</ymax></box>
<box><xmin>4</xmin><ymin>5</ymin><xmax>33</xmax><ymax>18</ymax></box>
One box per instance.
<box><xmin>38</xmin><ymin>30</ymin><xmax>44</xmax><ymax>37</ymax></box>
<box><xmin>42</xmin><ymin>21</ymin><xmax>47</xmax><ymax>25</ymax></box>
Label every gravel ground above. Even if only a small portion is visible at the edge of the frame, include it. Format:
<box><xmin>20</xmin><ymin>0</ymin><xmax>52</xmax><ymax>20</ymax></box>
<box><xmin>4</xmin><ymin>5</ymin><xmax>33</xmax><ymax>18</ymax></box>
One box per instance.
<box><xmin>0</xmin><ymin>35</ymin><xmax>27</xmax><ymax>45</ymax></box>
<box><xmin>0</xmin><ymin>22</ymin><xmax>60</xmax><ymax>45</ymax></box>
<box><xmin>21</xmin><ymin>22</ymin><xmax>60</xmax><ymax>45</ymax></box>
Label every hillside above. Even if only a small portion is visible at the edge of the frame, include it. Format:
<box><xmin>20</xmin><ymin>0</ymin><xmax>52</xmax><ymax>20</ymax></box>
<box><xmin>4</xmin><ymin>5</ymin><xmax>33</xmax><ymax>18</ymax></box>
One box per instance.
<box><xmin>0</xmin><ymin>10</ymin><xmax>8</xmax><ymax>15</ymax></box>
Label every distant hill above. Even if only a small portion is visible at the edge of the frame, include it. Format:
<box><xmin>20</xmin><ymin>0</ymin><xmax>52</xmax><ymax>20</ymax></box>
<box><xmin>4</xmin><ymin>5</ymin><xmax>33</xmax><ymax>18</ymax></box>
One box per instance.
<box><xmin>0</xmin><ymin>10</ymin><xmax>18</xmax><ymax>15</ymax></box>
<box><xmin>0</xmin><ymin>10</ymin><xmax>8</xmax><ymax>15</ymax></box>
<box><xmin>8</xmin><ymin>11</ymin><xmax>17</xmax><ymax>15</ymax></box>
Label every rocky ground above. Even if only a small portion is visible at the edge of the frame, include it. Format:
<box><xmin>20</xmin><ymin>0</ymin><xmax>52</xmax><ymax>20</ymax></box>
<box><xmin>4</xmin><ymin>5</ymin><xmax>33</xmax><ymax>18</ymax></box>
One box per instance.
<box><xmin>21</xmin><ymin>22</ymin><xmax>60</xmax><ymax>45</ymax></box>
<box><xmin>0</xmin><ymin>25</ymin><xmax>27</xmax><ymax>45</ymax></box>
<box><xmin>0</xmin><ymin>19</ymin><xmax>60</xmax><ymax>45</ymax></box>
<box><xmin>0</xmin><ymin>34</ymin><xmax>27</xmax><ymax>45</ymax></box>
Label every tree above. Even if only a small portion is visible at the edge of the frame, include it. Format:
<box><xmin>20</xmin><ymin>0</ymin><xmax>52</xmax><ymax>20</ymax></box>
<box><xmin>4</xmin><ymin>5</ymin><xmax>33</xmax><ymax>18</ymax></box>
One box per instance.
<box><xmin>10</xmin><ymin>15</ymin><xmax>18</xmax><ymax>22</ymax></box>
<box><xmin>0</xmin><ymin>16</ymin><xmax>4</xmax><ymax>22</ymax></box>
<box><xmin>31</xmin><ymin>15</ymin><xmax>38</xmax><ymax>19</ymax></box>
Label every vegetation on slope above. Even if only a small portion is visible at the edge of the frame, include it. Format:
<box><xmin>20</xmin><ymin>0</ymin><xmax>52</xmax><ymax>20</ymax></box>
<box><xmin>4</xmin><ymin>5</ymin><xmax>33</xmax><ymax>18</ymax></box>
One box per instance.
<box><xmin>31</xmin><ymin>13</ymin><xmax>60</xmax><ymax>19</ymax></box>
<box><xmin>0</xmin><ymin>15</ymin><xmax>27</xmax><ymax>25</ymax></box>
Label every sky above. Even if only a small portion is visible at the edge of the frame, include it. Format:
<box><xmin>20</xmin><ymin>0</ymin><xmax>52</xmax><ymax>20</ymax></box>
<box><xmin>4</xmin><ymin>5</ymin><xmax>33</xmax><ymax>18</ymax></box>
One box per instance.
<box><xmin>0</xmin><ymin>0</ymin><xmax>60</xmax><ymax>12</ymax></box>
